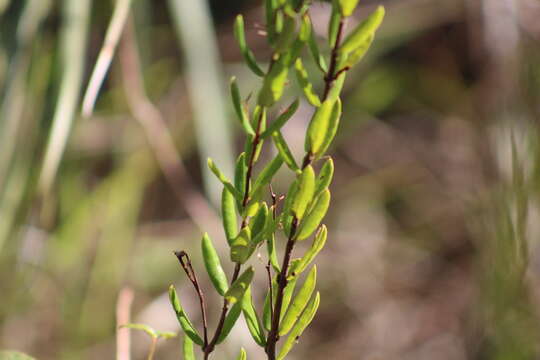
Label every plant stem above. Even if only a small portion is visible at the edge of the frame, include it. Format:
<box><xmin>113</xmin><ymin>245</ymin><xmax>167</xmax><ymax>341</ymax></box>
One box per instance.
<box><xmin>174</xmin><ymin>251</ymin><xmax>209</xmax><ymax>347</ymax></box>
<box><xmin>265</xmin><ymin>217</ymin><xmax>298</xmax><ymax>360</ymax></box>
<box><xmin>203</xmin><ymin>263</ymin><xmax>241</xmax><ymax>359</ymax></box>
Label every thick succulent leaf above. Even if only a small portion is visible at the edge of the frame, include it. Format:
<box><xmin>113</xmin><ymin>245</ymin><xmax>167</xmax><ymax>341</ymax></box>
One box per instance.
<box><xmin>222</xmin><ymin>188</ymin><xmax>238</xmax><ymax>245</ymax></box>
<box><xmin>230</xmin><ymin>77</ymin><xmax>255</xmax><ymax>136</ymax></box>
<box><xmin>291</xmin><ymin>165</ymin><xmax>316</xmax><ymax>220</ymax></box>
<box><xmin>315</xmin><ymin>98</ymin><xmax>342</xmax><ymax>158</ymax></box>
<box><xmin>234</xmin><ymin>15</ymin><xmax>265</xmax><ymax>77</ymax></box>
<box><xmin>230</xmin><ymin>227</ymin><xmax>252</xmax><ymax>264</ymax></box>
<box><xmin>208</xmin><ymin>158</ymin><xmax>243</xmax><ymax>201</ymax></box>
<box><xmin>328</xmin><ymin>3</ymin><xmax>341</xmax><ymax>47</ymax></box>
<box><xmin>296</xmin><ymin>189</ymin><xmax>330</xmax><ymax>241</ymax></box>
<box><xmin>336</xmin><ymin>0</ymin><xmax>360</xmax><ymax>16</ymax></box>
<box><xmin>251</xmin><ymin>155</ymin><xmax>283</xmax><ymax>195</ymax></box>
<box><xmin>217</xmin><ymin>300</ymin><xmax>242</xmax><ymax>344</ymax></box>
<box><xmin>279</xmin><ymin>265</ymin><xmax>317</xmax><ymax>335</ymax></box>
<box><xmin>277</xmin><ymin>292</ymin><xmax>320</xmax><ymax>360</ymax></box>
<box><xmin>304</xmin><ymin>99</ymin><xmax>335</xmax><ymax>155</ymax></box>
<box><xmin>168</xmin><ymin>285</ymin><xmax>204</xmax><ymax>345</ymax></box>
<box><xmin>339</xmin><ymin>6</ymin><xmax>385</xmax><ymax>56</ymax></box>
<box><xmin>272</xmin><ymin>131</ymin><xmax>299</xmax><ymax>172</ymax></box>
<box><xmin>314</xmin><ymin>157</ymin><xmax>334</xmax><ymax>197</ymax></box>
<box><xmin>201</xmin><ymin>233</ymin><xmax>229</xmax><ymax>295</ymax></box>
<box><xmin>225</xmin><ymin>266</ymin><xmax>254</xmax><ymax>304</ymax></box>
<box><xmin>295</xmin><ymin>225</ymin><xmax>327</xmax><ymax>275</ymax></box>
<box><xmin>295</xmin><ymin>58</ymin><xmax>321</xmax><ymax>107</ymax></box>
<box><xmin>242</xmin><ymin>286</ymin><xmax>267</xmax><ymax>346</ymax></box>
<box><xmin>258</xmin><ymin>56</ymin><xmax>289</xmax><ymax>106</ymax></box>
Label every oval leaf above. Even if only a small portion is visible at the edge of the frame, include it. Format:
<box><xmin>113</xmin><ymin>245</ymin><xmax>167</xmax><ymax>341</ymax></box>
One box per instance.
<box><xmin>291</xmin><ymin>165</ymin><xmax>316</xmax><ymax>220</ymax></box>
<box><xmin>222</xmin><ymin>188</ymin><xmax>238</xmax><ymax>245</ymax></box>
<box><xmin>277</xmin><ymin>292</ymin><xmax>320</xmax><ymax>360</ymax></box>
<box><xmin>217</xmin><ymin>300</ymin><xmax>242</xmax><ymax>344</ymax></box>
<box><xmin>225</xmin><ymin>266</ymin><xmax>254</xmax><ymax>304</ymax></box>
<box><xmin>339</xmin><ymin>6</ymin><xmax>385</xmax><ymax>56</ymax></box>
<box><xmin>296</xmin><ymin>189</ymin><xmax>330</xmax><ymax>241</ymax></box>
<box><xmin>295</xmin><ymin>225</ymin><xmax>327</xmax><ymax>275</ymax></box>
<box><xmin>201</xmin><ymin>233</ymin><xmax>229</xmax><ymax>295</ymax></box>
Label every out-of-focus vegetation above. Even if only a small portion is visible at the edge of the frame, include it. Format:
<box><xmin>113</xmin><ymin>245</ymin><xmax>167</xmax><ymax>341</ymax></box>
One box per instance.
<box><xmin>1</xmin><ymin>0</ymin><xmax>540</xmax><ymax>359</ymax></box>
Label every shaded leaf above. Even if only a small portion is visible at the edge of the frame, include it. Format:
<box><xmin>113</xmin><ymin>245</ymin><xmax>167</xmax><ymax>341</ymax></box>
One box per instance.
<box><xmin>201</xmin><ymin>233</ymin><xmax>229</xmax><ymax>295</ymax></box>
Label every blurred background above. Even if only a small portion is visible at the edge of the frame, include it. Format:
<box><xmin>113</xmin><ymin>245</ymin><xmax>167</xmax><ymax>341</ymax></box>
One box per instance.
<box><xmin>1</xmin><ymin>0</ymin><xmax>540</xmax><ymax>359</ymax></box>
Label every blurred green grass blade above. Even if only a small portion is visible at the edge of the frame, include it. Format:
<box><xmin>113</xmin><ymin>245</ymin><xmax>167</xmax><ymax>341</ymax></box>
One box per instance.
<box><xmin>39</xmin><ymin>0</ymin><xmax>91</xmax><ymax>195</ymax></box>
<box><xmin>81</xmin><ymin>0</ymin><xmax>133</xmax><ymax>117</ymax></box>
<box><xmin>167</xmin><ymin>0</ymin><xmax>235</xmax><ymax>206</ymax></box>
<box><xmin>0</xmin><ymin>0</ymin><xmax>52</xmax><ymax>190</ymax></box>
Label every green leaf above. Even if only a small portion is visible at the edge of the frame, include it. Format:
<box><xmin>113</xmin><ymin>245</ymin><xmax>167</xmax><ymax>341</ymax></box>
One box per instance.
<box><xmin>275</xmin><ymin>15</ymin><xmax>297</xmax><ymax>53</ymax></box>
<box><xmin>339</xmin><ymin>6</ymin><xmax>385</xmax><ymax>56</ymax></box>
<box><xmin>252</xmin><ymin>155</ymin><xmax>284</xmax><ymax>195</ymax></box>
<box><xmin>267</xmin><ymin>234</ymin><xmax>281</xmax><ymax>272</ymax></box>
<box><xmin>250</xmin><ymin>202</ymin><xmax>269</xmax><ymax>239</ymax></box>
<box><xmin>234</xmin><ymin>15</ymin><xmax>265</xmax><ymax>77</ymax></box>
<box><xmin>217</xmin><ymin>300</ymin><xmax>242</xmax><ymax>343</ymax></box>
<box><xmin>279</xmin><ymin>265</ymin><xmax>317</xmax><ymax>335</ymax></box>
<box><xmin>230</xmin><ymin>77</ymin><xmax>255</xmax><ymax>136</ymax></box>
<box><xmin>208</xmin><ymin>158</ymin><xmax>243</xmax><ymax>201</ymax></box>
<box><xmin>230</xmin><ymin>227</ymin><xmax>252</xmax><ymax>264</ymax></box>
<box><xmin>237</xmin><ymin>348</ymin><xmax>247</xmax><ymax>360</ymax></box>
<box><xmin>280</xmin><ymin>275</ymin><xmax>298</xmax><ymax>322</ymax></box>
<box><xmin>291</xmin><ymin>165</ymin><xmax>316</xmax><ymax>220</ymax></box>
<box><xmin>335</xmin><ymin>0</ymin><xmax>360</xmax><ymax>17</ymax></box>
<box><xmin>296</xmin><ymin>189</ymin><xmax>330</xmax><ymax>240</ymax></box>
<box><xmin>261</xmin><ymin>99</ymin><xmax>299</xmax><ymax>139</ymax></box>
<box><xmin>338</xmin><ymin>34</ymin><xmax>374</xmax><ymax>69</ymax></box>
<box><xmin>304</xmin><ymin>99</ymin><xmax>334</xmax><ymax>155</ymax></box>
<box><xmin>315</xmin><ymin>98</ymin><xmax>342</xmax><ymax>158</ymax></box>
<box><xmin>234</xmin><ymin>152</ymin><xmax>248</xmax><ymax>194</ymax></box>
<box><xmin>265</xmin><ymin>0</ymin><xmax>278</xmax><ymax>44</ymax></box>
<box><xmin>281</xmin><ymin>179</ymin><xmax>299</xmax><ymax>235</ymax></box>
<box><xmin>225</xmin><ymin>266</ymin><xmax>254</xmax><ymax>304</ymax></box>
<box><xmin>121</xmin><ymin>323</ymin><xmax>158</xmax><ymax>338</ymax></box>
<box><xmin>295</xmin><ymin>225</ymin><xmax>327</xmax><ymax>275</ymax></box>
<box><xmin>242</xmin><ymin>286</ymin><xmax>267</xmax><ymax>346</ymax></box>
<box><xmin>262</xmin><ymin>277</ymin><xmax>278</xmax><ymax>330</ymax></box>
<box><xmin>326</xmin><ymin>73</ymin><xmax>345</xmax><ymax>102</ymax></box>
<box><xmin>258</xmin><ymin>56</ymin><xmax>289</xmax><ymax>106</ymax></box>
<box><xmin>277</xmin><ymin>292</ymin><xmax>320</xmax><ymax>360</ymax></box>
<box><xmin>0</xmin><ymin>352</ymin><xmax>36</xmax><ymax>360</ymax></box>
<box><xmin>201</xmin><ymin>233</ymin><xmax>229</xmax><ymax>295</ymax></box>
<box><xmin>294</xmin><ymin>58</ymin><xmax>321</xmax><ymax>107</ymax></box>
<box><xmin>222</xmin><ymin>188</ymin><xmax>238</xmax><ymax>245</ymax></box>
<box><xmin>183</xmin><ymin>336</ymin><xmax>196</xmax><ymax>360</ymax></box>
<box><xmin>328</xmin><ymin>3</ymin><xmax>341</xmax><ymax>47</ymax></box>
<box><xmin>168</xmin><ymin>285</ymin><xmax>204</xmax><ymax>345</ymax></box>
<box><xmin>272</xmin><ymin>131</ymin><xmax>300</xmax><ymax>172</ymax></box>
<box><xmin>155</xmin><ymin>330</ymin><xmax>178</xmax><ymax>339</ymax></box>
<box><xmin>315</xmin><ymin>158</ymin><xmax>334</xmax><ymax>197</ymax></box>
<box><xmin>307</xmin><ymin>20</ymin><xmax>328</xmax><ymax>73</ymax></box>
